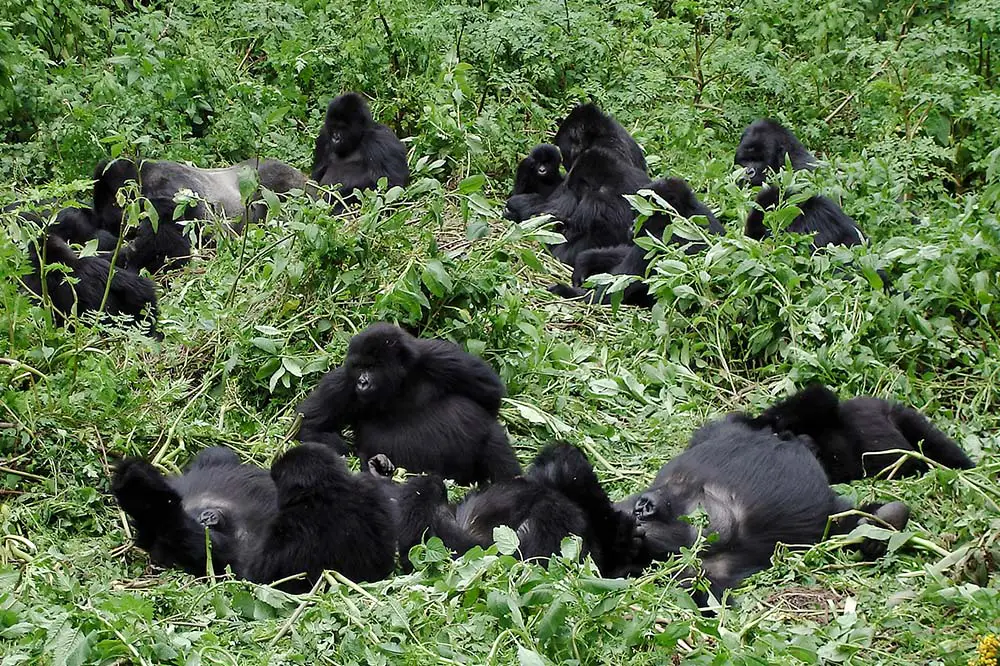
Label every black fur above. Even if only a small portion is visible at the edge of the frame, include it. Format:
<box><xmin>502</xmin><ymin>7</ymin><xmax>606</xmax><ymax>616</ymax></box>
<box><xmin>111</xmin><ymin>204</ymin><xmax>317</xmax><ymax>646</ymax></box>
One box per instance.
<box><xmin>735</xmin><ymin>120</ymin><xmax>864</xmax><ymax>249</ymax></box>
<box><xmin>553</xmin><ymin>103</ymin><xmax>647</xmax><ymax>172</ymax></box>
<box><xmin>376</xmin><ymin>443</ymin><xmax>639</xmax><ymax>576</ymax></box>
<box><xmin>113</xmin><ymin>444</ymin><xmax>396</xmax><ymax>592</ymax></box>
<box><xmin>296</xmin><ymin>322</ymin><xmax>521</xmax><ymax>485</ymax></box>
<box><xmin>744</xmin><ymin>384</ymin><xmax>975</xmax><ymax>482</ymax></box>
<box><xmin>617</xmin><ymin>418</ymin><xmax>910</xmax><ymax>600</ymax></box>
<box><xmin>21</xmin><ymin>231</ymin><xmax>159</xmax><ymax>336</ymax></box>
<box><xmin>49</xmin><ymin>207</ymin><xmax>120</xmax><ymax>253</ymax></box>
<box><xmin>734</xmin><ymin>119</ymin><xmax>818</xmax><ymax>187</ymax></box>
<box><xmin>506</xmin><ymin>147</ymin><xmax>650</xmax><ymax>266</ymax></box>
<box><xmin>510</xmin><ymin>144</ymin><xmax>563</xmax><ymax>199</ymax></box>
<box><xmin>310</xmin><ymin>93</ymin><xmax>409</xmax><ymax>206</ymax></box>
<box><xmin>550</xmin><ymin>177</ymin><xmax>724</xmax><ymax>307</ymax></box>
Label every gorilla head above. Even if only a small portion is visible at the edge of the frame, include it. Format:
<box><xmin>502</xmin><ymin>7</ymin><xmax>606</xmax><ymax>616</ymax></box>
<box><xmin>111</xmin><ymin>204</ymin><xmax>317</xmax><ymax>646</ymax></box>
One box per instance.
<box><xmin>734</xmin><ymin>119</ymin><xmax>818</xmax><ymax>186</ymax></box>
<box><xmin>322</xmin><ymin>93</ymin><xmax>374</xmax><ymax>157</ymax></box>
<box><xmin>554</xmin><ymin>103</ymin><xmax>647</xmax><ymax>172</ymax></box>
<box><xmin>343</xmin><ymin>323</ymin><xmax>420</xmax><ymax>407</ymax></box>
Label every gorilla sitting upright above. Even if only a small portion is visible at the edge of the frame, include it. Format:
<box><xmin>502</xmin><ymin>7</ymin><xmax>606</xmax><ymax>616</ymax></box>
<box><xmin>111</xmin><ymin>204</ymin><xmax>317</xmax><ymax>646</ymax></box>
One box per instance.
<box><xmin>113</xmin><ymin>444</ymin><xmax>396</xmax><ymax>592</ymax></box>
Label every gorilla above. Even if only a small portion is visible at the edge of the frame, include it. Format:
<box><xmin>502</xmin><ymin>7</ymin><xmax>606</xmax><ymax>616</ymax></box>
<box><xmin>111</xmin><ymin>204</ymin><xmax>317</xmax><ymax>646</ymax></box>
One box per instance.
<box><xmin>22</xmin><ymin>229</ymin><xmax>159</xmax><ymax>336</ymax></box>
<box><xmin>618</xmin><ymin>417</ymin><xmax>911</xmax><ymax>601</ymax></box>
<box><xmin>741</xmin><ymin>384</ymin><xmax>975</xmax><ymax>483</ymax></box>
<box><xmin>93</xmin><ymin>157</ymin><xmax>306</xmax><ymax>234</ymax></box>
<box><xmin>310</xmin><ymin>93</ymin><xmax>409</xmax><ymax>206</ymax></box>
<box><xmin>112</xmin><ymin>444</ymin><xmax>396</xmax><ymax>592</ymax></box>
<box><xmin>735</xmin><ymin>120</ymin><xmax>865</xmax><ymax>248</ymax></box>
<box><xmin>371</xmin><ymin>443</ymin><xmax>640</xmax><ymax>577</ymax></box>
<box><xmin>550</xmin><ymin>177</ymin><xmax>725</xmax><ymax>307</ymax></box>
<box><xmin>296</xmin><ymin>322</ymin><xmax>521</xmax><ymax>485</ymax></box>
<box><xmin>4</xmin><ymin>203</ymin><xmax>119</xmax><ymax>254</ymax></box>
<box><xmin>505</xmin><ymin>147</ymin><xmax>650</xmax><ymax>266</ymax></box>
<box><xmin>510</xmin><ymin>144</ymin><xmax>563</xmax><ymax>200</ymax></box>
<box><xmin>553</xmin><ymin>103</ymin><xmax>647</xmax><ymax>172</ymax></box>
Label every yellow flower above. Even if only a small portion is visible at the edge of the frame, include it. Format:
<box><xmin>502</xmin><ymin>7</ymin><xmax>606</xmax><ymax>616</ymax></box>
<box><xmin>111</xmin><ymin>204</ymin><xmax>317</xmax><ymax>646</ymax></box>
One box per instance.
<box><xmin>970</xmin><ymin>634</ymin><xmax>1000</xmax><ymax>666</ymax></box>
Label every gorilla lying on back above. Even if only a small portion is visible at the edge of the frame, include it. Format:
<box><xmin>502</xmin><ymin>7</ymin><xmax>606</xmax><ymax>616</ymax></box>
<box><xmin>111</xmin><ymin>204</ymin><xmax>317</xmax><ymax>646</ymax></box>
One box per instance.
<box><xmin>310</xmin><ymin>93</ymin><xmax>409</xmax><ymax>207</ymax></box>
<box><xmin>113</xmin><ymin>444</ymin><xmax>396</xmax><ymax>592</ymax></box>
<box><xmin>553</xmin><ymin>103</ymin><xmax>647</xmax><ymax>172</ymax></box>
<box><xmin>735</xmin><ymin>119</ymin><xmax>865</xmax><ymax>248</ymax></box>
<box><xmin>506</xmin><ymin>148</ymin><xmax>650</xmax><ymax>266</ymax></box>
<box><xmin>21</xmin><ymin>227</ymin><xmax>159</xmax><ymax>336</ymax></box>
<box><xmin>296</xmin><ymin>323</ymin><xmax>521</xmax><ymax>485</ymax></box>
<box><xmin>619</xmin><ymin>417</ymin><xmax>910</xmax><ymax>601</ymax></box>
<box><xmin>93</xmin><ymin>157</ymin><xmax>306</xmax><ymax>273</ymax></box>
<box><xmin>741</xmin><ymin>384</ymin><xmax>975</xmax><ymax>483</ymax></box>
<box><xmin>550</xmin><ymin>177</ymin><xmax>724</xmax><ymax>307</ymax></box>
<box><xmin>372</xmin><ymin>443</ymin><xmax>640</xmax><ymax>577</ymax></box>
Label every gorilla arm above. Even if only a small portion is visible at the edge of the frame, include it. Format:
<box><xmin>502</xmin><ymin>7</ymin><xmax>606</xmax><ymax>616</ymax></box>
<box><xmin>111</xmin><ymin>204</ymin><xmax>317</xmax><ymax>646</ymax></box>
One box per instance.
<box><xmin>415</xmin><ymin>339</ymin><xmax>506</xmax><ymax>415</ymax></box>
<box><xmin>295</xmin><ymin>366</ymin><xmax>354</xmax><ymax>451</ymax></box>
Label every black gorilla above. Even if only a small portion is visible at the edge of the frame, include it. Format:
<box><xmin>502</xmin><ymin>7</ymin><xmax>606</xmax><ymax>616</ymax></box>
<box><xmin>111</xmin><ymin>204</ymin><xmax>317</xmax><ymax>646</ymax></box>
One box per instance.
<box><xmin>553</xmin><ymin>103</ymin><xmax>647</xmax><ymax>172</ymax></box>
<box><xmin>735</xmin><ymin>120</ymin><xmax>864</xmax><ymax>248</ymax></box>
<box><xmin>310</xmin><ymin>93</ymin><xmax>409</xmax><ymax>206</ymax></box>
<box><xmin>742</xmin><ymin>384</ymin><xmax>975</xmax><ymax>483</ymax></box>
<box><xmin>373</xmin><ymin>443</ymin><xmax>639</xmax><ymax>577</ymax></box>
<box><xmin>296</xmin><ymin>322</ymin><xmax>521</xmax><ymax>485</ymax></box>
<box><xmin>511</xmin><ymin>144</ymin><xmax>563</xmax><ymax>199</ymax></box>
<box><xmin>506</xmin><ymin>148</ymin><xmax>650</xmax><ymax>266</ymax></box>
<box><xmin>113</xmin><ymin>444</ymin><xmax>396</xmax><ymax>592</ymax></box>
<box><xmin>618</xmin><ymin>418</ymin><xmax>911</xmax><ymax>600</ymax></box>
<box><xmin>21</xmin><ymin>230</ymin><xmax>159</xmax><ymax>336</ymax></box>
<box><xmin>550</xmin><ymin>177</ymin><xmax>725</xmax><ymax>307</ymax></box>
<box><xmin>48</xmin><ymin>207</ymin><xmax>120</xmax><ymax>253</ymax></box>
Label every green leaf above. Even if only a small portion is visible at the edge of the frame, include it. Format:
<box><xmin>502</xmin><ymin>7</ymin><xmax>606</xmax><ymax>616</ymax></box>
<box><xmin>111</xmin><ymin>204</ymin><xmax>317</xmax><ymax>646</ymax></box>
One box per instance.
<box><xmin>493</xmin><ymin>525</ymin><xmax>520</xmax><ymax>555</ymax></box>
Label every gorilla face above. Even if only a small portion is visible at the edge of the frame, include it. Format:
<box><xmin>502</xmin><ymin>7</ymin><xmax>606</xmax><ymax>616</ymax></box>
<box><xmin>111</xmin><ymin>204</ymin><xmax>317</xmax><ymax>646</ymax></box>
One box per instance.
<box><xmin>733</xmin><ymin>126</ymin><xmax>777</xmax><ymax>187</ymax></box>
<box><xmin>343</xmin><ymin>323</ymin><xmax>419</xmax><ymax>406</ymax></box>
<box><xmin>324</xmin><ymin>93</ymin><xmax>374</xmax><ymax>157</ymax></box>
<box><xmin>631</xmin><ymin>486</ymin><xmax>697</xmax><ymax>560</ymax></box>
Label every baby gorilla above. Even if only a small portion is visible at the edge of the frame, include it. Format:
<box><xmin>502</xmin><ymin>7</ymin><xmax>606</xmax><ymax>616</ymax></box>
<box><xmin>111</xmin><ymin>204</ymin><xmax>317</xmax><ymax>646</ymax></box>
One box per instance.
<box><xmin>735</xmin><ymin>119</ymin><xmax>865</xmax><ymax>248</ymax></box>
<box><xmin>550</xmin><ymin>177</ymin><xmax>725</xmax><ymax>307</ymax></box>
<box><xmin>553</xmin><ymin>103</ymin><xmax>647</xmax><ymax>172</ymax></box>
<box><xmin>741</xmin><ymin>384</ymin><xmax>975</xmax><ymax>483</ymax></box>
<box><xmin>511</xmin><ymin>144</ymin><xmax>563</xmax><ymax>198</ymax></box>
<box><xmin>112</xmin><ymin>444</ymin><xmax>395</xmax><ymax>592</ymax></box>
<box><xmin>296</xmin><ymin>323</ymin><xmax>521</xmax><ymax>485</ymax></box>
<box><xmin>21</xmin><ymin>228</ymin><xmax>159</xmax><ymax>336</ymax></box>
<box><xmin>618</xmin><ymin>418</ymin><xmax>910</xmax><ymax>601</ymax></box>
<box><xmin>373</xmin><ymin>443</ymin><xmax>639</xmax><ymax>577</ymax></box>
<box><xmin>310</xmin><ymin>93</ymin><xmax>409</xmax><ymax>207</ymax></box>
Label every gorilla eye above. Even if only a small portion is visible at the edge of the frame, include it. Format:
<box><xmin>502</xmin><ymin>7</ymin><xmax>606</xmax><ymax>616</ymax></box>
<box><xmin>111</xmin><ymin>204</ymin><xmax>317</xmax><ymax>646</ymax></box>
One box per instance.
<box><xmin>385</xmin><ymin>338</ymin><xmax>396</xmax><ymax>347</ymax></box>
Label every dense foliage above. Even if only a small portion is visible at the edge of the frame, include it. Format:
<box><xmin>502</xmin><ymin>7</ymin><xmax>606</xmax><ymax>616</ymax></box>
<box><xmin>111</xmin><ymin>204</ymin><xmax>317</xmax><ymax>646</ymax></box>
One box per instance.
<box><xmin>1</xmin><ymin>0</ymin><xmax>999</xmax><ymax>663</ymax></box>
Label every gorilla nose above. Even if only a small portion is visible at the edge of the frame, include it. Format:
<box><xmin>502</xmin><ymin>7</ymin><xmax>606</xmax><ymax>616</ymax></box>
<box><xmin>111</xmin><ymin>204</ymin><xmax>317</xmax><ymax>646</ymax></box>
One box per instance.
<box><xmin>743</xmin><ymin>166</ymin><xmax>756</xmax><ymax>179</ymax></box>
<box><xmin>356</xmin><ymin>373</ymin><xmax>371</xmax><ymax>392</ymax></box>
<box><xmin>634</xmin><ymin>494</ymin><xmax>657</xmax><ymax>520</ymax></box>
<box><xmin>198</xmin><ymin>508</ymin><xmax>222</xmax><ymax>527</ymax></box>
<box><xmin>537</xmin><ymin>166</ymin><xmax>548</xmax><ymax>175</ymax></box>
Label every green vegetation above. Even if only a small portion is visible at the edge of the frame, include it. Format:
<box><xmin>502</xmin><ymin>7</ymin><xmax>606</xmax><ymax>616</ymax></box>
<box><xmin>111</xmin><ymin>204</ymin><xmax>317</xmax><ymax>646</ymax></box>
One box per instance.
<box><xmin>2</xmin><ymin>0</ymin><xmax>999</xmax><ymax>662</ymax></box>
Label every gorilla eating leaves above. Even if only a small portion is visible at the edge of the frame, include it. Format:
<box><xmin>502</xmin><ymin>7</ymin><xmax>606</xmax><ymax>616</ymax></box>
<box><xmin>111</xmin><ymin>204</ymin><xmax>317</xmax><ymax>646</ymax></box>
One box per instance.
<box><xmin>310</xmin><ymin>93</ymin><xmax>409</xmax><ymax>207</ymax></box>
<box><xmin>549</xmin><ymin>177</ymin><xmax>725</xmax><ymax>307</ymax></box>
<box><xmin>113</xmin><ymin>444</ymin><xmax>396</xmax><ymax>592</ymax></box>
<box><xmin>741</xmin><ymin>384</ymin><xmax>975</xmax><ymax>483</ymax></box>
<box><xmin>296</xmin><ymin>323</ymin><xmax>521</xmax><ymax>485</ymax></box>
<box><xmin>735</xmin><ymin>119</ymin><xmax>865</xmax><ymax>249</ymax></box>
<box><xmin>372</xmin><ymin>443</ymin><xmax>640</xmax><ymax>577</ymax></box>
<box><xmin>618</xmin><ymin>417</ymin><xmax>911</xmax><ymax>601</ymax></box>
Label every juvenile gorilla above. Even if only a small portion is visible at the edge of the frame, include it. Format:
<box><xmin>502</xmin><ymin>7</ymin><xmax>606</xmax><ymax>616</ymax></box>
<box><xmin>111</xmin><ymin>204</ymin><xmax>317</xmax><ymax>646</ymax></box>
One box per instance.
<box><xmin>735</xmin><ymin>119</ymin><xmax>864</xmax><ymax>248</ymax></box>
<box><xmin>311</xmin><ymin>93</ymin><xmax>409</xmax><ymax>206</ymax></box>
<box><xmin>618</xmin><ymin>418</ymin><xmax>910</xmax><ymax>600</ymax></box>
<box><xmin>22</xmin><ymin>229</ymin><xmax>159</xmax><ymax>336</ymax></box>
<box><xmin>112</xmin><ymin>444</ymin><xmax>396</xmax><ymax>592</ymax></box>
<box><xmin>505</xmin><ymin>147</ymin><xmax>650</xmax><ymax>266</ymax></box>
<box><xmin>553</xmin><ymin>103</ymin><xmax>647</xmax><ymax>172</ymax></box>
<box><xmin>510</xmin><ymin>144</ymin><xmax>563</xmax><ymax>199</ymax></box>
<box><xmin>742</xmin><ymin>384</ymin><xmax>975</xmax><ymax>483</ymax></box>
<box><xmin>296</xmin><ymin>323</ymin><xmax>521</xmax><ymax>485</ymax></box>
<box><xmin>374</xmin><ymin>443</ymin><xmax>639</xmax><ymax>577</ymax></box>
<box><xmin>550</xmin><ymin>177</ymin><xmax>725</xmax><ymax>307</ymax></box>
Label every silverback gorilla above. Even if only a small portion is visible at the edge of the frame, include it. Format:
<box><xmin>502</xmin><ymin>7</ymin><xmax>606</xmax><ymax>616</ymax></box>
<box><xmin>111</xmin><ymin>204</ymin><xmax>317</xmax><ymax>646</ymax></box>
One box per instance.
<box><xmin>735</xmin><ymin>119</ymin><xmax>865</xmax><ymax>248</ymax></box>
<box><xmin>310</xmin><ymin>93</ymin><xmax>409</xmax><ymax>206</ymax></box>
<box><xmin>296</xmin><ymin>323</ymin><xmax>521</xmax><ymax>485</ymax></box>
<box><xmin>371</xmin><ymin>443</ymin><xmax>640</xmax><ymax>577</ymax></box>
<box><xmin>113</xmin><ymin>444</ymin><xmax>396</xmax><ymax>592</ymax></box>
<box><xmin>741</xmin><ymin>384</ymin><xmax>975</xmax><ymax>483</ymax></box>
<box><xmin>549</xmin><ymin>177</ymin><xmax>725</xmax><ymax>307</ymax></box>
<box><xmin>618</xmin><ymin>417</ymin><xmax>910</xmax><ymax>600</ymax></box>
